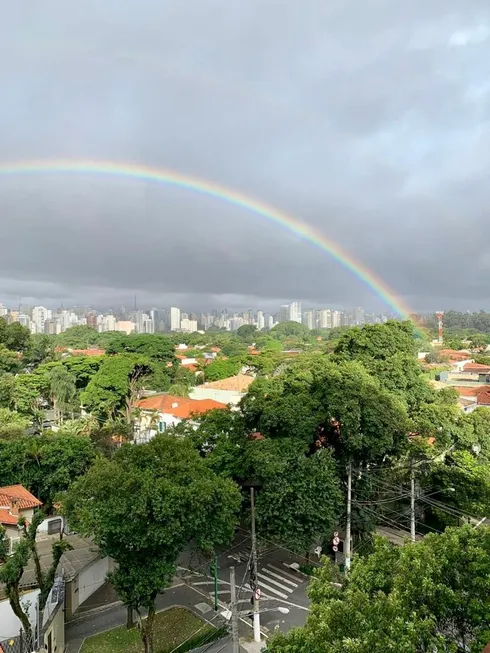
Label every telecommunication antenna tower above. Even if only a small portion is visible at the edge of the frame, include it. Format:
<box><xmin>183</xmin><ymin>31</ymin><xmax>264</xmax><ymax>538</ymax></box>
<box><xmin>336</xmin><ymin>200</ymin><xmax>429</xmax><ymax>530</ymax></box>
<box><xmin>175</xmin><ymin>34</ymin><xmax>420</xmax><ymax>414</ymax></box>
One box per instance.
<box><xmin>436</xmin><ymin>311</ymin><xmax>444</xmax><ymax>344</ymax></box>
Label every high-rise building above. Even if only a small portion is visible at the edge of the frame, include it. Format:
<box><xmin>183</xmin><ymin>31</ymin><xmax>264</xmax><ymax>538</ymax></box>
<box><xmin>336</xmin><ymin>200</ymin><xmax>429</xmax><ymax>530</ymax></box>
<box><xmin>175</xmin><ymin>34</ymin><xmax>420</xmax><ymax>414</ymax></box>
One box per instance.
<box><xmin>303</xmin><ymin>310</ymin><xmax>316</xmax><ymax>329</ymax></box>
<box><xmin>256</xmin><ymin>311</ymin><xmax>265</xmax><ymax>331</ymax></box>
<box><xmin>170</xmin><ymin>307</ymin><xmax>181</xmax><ymax>332</ymax></box>
<box><xmin>332</xmin><ymin>310</ymin><xmax>342</xmax><ymax>328</ymax></box>
<box><xmin>317</xmin><ymin>309</ymin><xmax>332</xmax><ymax>329</ymax></box>
<box><xmin>180</xmin><ymin>318</ymin><xmax>198</xmax><ymax>333</ymax></box>
<box><xmin>32</xmin><ymin>306</ymin><xmax>52</xmax><ymax>334</ymax></box>
<box><xmin>289</xmin><ymin>302</ymin><xmax>302</xmax><ymax>324</ymax></box>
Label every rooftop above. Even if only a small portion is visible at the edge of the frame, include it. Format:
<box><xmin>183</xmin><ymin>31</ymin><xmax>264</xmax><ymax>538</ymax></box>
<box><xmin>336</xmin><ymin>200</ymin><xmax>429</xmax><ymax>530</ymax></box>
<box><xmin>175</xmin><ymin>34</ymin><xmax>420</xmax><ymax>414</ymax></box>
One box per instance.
<box><xmin>0</xmin><ymin>484</ymin><xmax>42</xmax><ymax>511</ymax></box>
<box><xmin>0</xmin><ymin>534</ymin><xmax>101</xmax><ymax>598</ymax></box>
<box><xmin>202</xmin><ymin>374</ymin><xmax>255</xmax><ymax>392</ymax></box>
<box><xmin>136</xmin><ymin>394</ymin><xmax>227</xmax><ymax>419</ymax></box>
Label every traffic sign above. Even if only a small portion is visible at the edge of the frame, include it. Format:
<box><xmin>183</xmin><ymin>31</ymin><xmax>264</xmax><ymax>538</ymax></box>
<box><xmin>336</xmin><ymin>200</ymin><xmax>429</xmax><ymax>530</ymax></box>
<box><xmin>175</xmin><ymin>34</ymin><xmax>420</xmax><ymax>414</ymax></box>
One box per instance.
<box><xmin>254</xmin><ymin>588</ymin><xmax>261</xmax><ymax>601</ymax></box>
<box><xmin>332</xmin><ymin>545</ymin><xmax>338</xmax><ymax>552</ymax></box>
<box><xmin>333</xmin><ymin>536</ymin><xmax>340</xmax><ymax>546</ymax></box>
<box><xmin>334</xmin><ymin>531</ymin><xmax>339</xmax><ymax>537</ymax></box>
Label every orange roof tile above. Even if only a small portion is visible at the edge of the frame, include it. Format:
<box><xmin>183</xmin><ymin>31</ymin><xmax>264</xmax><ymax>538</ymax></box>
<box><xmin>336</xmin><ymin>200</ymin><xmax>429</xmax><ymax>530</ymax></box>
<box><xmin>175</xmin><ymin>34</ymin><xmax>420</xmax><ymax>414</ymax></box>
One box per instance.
<box><xmin>70</xmin><ymin>349</ymin><xmax>105</xmax><ymax>356</ymax></box>
<box><xmin>477</xmin><ymin>389</ymin><xmax>490</xmax><ymax>406</ymax></box>
<box><xmin>136</xmin><ymin>394</ymin><xmax>227</xmax><ymax>419</ymax></box>
<box><xmin>0</xmin><ymin>485</ymin><xmax>42</xmax><ymax>510</ymax></box>
<box><xmin>463</xmin><ymin>363</ymin><xmax>490</xmax><ymax>372</ymax></box>
<box><xmin>453</xmin><ymin>386</ymin><xmax>490</xmax><ymax>397</ymax></box>
<box><xmin>202</xmin><ymin>374</ymin><xmax>254</xmax><ymax>392</ymax></box>
<box><xmin>0</xmin><ymin>509</ymin><xmax>20</xmax><ymax>526</ymax></box>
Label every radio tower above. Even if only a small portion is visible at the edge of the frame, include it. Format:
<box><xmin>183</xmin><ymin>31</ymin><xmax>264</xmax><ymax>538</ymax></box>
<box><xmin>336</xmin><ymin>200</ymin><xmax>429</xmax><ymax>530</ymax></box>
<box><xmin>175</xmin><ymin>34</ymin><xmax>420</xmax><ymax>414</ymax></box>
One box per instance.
<box><xmin>436</xmin><ymin>311</ymin><xmax>444</xmax><ymax>344</ymax></box>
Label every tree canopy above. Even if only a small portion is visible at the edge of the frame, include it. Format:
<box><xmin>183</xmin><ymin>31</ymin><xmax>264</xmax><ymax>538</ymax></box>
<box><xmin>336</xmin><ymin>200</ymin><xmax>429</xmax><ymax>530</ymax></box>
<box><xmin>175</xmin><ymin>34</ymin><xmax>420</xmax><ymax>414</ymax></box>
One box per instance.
<box><xmin>64</xmin><ymin>434</ymin><xmax>241</xmax><ymax>653</ymax></box>
<box><xmin>267</xmin><ymin>525</ymin><xmax>490</xmax><ymax>653</ymax></box>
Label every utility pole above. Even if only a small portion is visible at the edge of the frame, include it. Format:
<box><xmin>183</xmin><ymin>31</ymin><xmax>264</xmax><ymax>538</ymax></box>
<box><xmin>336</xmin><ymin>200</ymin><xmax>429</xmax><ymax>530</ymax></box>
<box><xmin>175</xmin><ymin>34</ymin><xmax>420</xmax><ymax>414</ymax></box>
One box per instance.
<box><xmin>250</xmin><ymin>487</ymin><xmax>261</xmax><ymax>643</ymax></box>
<box><xmin>345</xmin><ymin>461</ymin><xmax>352</xmax><ymax>571</ymax></box>
<box><xmin>410</xmin><ymin>457</ymin><xmax>416</xmax><ymax>542</ymax></box>
<box><xmin>211</xmin><ymin>555</ymin><xmax>219</xmax><ymax>611</ymax></box>
<box><xmin>230</xmin><ymin>566</ymin><xmax>240</xmax><ymax>653</ymax></box>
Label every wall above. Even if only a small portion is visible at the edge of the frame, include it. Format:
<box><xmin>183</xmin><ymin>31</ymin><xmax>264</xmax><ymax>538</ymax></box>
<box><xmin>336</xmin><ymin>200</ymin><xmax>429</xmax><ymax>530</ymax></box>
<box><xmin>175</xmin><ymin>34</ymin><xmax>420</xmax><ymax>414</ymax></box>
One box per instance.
<box><xmin>42</xmin><ymin>602</ymin><xmax>65</xmax><ymax>653</ymax></box>
<box><xmin>0</xmin><ymin>589</ymin><xmax>40</xmax><ymax>639</ymax></box>
<box><xmin>190</xmin><ymin>387</ymin><xmax>243</xmax><ymax>407</ymax></box>
<box><xmin>66</xmin><ymin>556</ymin><xmax>111</xmax><ymax>618</ymax></box>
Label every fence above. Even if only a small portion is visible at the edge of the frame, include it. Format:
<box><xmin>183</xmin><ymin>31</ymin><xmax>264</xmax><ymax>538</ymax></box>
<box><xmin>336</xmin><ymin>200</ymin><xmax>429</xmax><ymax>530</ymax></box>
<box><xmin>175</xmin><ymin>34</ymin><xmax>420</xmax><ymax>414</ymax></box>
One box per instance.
<box><xmin>0</xmin><ymin>630</ymin><xmax>34</xmax><ymax>653</ymax></box>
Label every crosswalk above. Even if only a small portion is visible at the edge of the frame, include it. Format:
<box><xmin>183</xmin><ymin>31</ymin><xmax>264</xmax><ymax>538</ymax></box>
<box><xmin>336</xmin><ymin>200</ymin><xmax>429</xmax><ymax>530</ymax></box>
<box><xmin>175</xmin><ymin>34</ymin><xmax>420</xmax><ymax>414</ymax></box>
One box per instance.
<box><xmin>191</xmin><ymin>551</ymin><xmax>303</xmax><ymax>603</ymax></box>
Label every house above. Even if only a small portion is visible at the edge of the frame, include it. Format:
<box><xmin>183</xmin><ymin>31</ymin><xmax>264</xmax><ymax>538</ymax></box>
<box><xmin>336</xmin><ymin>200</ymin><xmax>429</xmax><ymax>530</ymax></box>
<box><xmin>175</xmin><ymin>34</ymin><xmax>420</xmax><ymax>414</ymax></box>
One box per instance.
<box><xmin>190</xmin><ymin>374</ymin><xmax>255</xmax><ymax>407</ymax></box>
<box><xmin>463</xmin><ymin>363</ymin><xmax>490</xmax><ymax>375</ymax></box>
<box><xmin>134</xmin><ymin>394</ymin><xmax>228</xmax><ymax>443</ymax></box>
<box><xmin>477</xmin><ymin>388</ymin><xmax>490</xmax><ymax>407</ymax></box>
<box><xmin>0</xmin><ymin>485</ymin><xmax>42</xmax><ymax>552</ymax></box>
<box><xmin>452</xmin><ymin>386</ymin><xmax>490</xmax><ymax>413</ymax></box>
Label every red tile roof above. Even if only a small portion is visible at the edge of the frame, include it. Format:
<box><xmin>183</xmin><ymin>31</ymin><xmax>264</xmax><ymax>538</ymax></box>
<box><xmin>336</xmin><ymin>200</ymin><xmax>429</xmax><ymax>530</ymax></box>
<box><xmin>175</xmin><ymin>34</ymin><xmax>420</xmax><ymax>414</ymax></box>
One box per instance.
<box><xmin>136</xmin><ymin>394</ymin><xmax>227</xmax><ymax>419</ymax></box>
<box><xmin>0</xmin><ymin>485</ymin><xmax>41</xmax><ymax>526</ymax></box>
<box><xmin>202</xmin><ymin>374</ymin><xmax>254</xmax><ymax>392</ymax></box>
<box><xmin>463</xmin><ymin>363</ymin><xmax>490</xmax><ymax>373</ymax></box>
<box><xmin>0</xmin><ymin>485</ymin><xmax>42</xmax><ymax>510</ymax></box>
<box><xmin>454</xmin><ymin>385</ymin><xmax>490</xmax><ymax>397</ymax></box>
<box><xmin>70</xmin><ymin>349</ymin><xmax>105</xmax><ymax>357</ymax></box>
<box><xmin>477</xmin><ymin>389</ymin><xmax>490</xmax><ymax>406</ymax></box>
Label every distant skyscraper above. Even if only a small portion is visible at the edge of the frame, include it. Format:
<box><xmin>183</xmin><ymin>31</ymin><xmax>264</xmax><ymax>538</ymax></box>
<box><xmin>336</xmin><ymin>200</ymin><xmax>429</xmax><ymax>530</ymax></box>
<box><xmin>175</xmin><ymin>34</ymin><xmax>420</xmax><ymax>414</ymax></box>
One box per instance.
<box><xmin>289</xmin><ymin>302</ymin><xmax>302</xmax><ymax>324</ymax></box>
<box><xmin>278</xmin><ymin>305</ymin><xmax>289</xmax><ymax>323</ymax></box>
<box><xmin>170</xmin><ymin>307</ymin><xmax>181</xmax><ymax>331</ymax></box>
<box><xmin>256</xmin><ymin>311</ymin><xmax>265</xmax><ymax>331</ymax></box>
<box><xmin>303</xmin><ymin>310</ymin><xmax>316</xmax><ymax>329</ymax></box>
<box><xmin>32</xmin><ymin>306</ymin><xmax>51</xmax><ymax>334</ymax></box>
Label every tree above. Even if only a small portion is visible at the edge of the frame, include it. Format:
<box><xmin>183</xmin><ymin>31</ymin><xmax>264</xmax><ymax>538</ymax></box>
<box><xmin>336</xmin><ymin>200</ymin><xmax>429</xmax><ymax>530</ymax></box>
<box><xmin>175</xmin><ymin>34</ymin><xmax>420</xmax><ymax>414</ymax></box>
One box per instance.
<box><xmin>48</xmin><ymin>365</ymin><xmax>77</xmax><ymax>424</ymax></box>
<box><xmin>236</xmin><ymin>324</ymin><xmax>258</xmax><ymax>341</ymax></box>
<box><xmin>0</xmin><ymin>408</ymin><xmax>30</xmax><ymax>440</ymax></box>
<box><xmin>0</xmin><ymin>434</ymin><xmax>96</xmax><ymax>505</ymax></box>
<box><xmin>0</xmin><ymin>344</ymin><xmax>21</xmax><ymax>374</ymax></box>
<box><xmin>106</xmin><ymin>334</ymin><xmax>177</xmax><ymax>367</ymax></box>
<box><xmin>0</xmin><ymin>374</ymin><xmax>15</xmax><ymax>408</ymax></box>
<box><xmin>53</xmin><ymin>325</ymin><xmax>103</xmax><ymax>349</ymax></box>
<box><xmin>24</xmin><ymin>334</ymin><xmax>55</xmax><ymax>366</ymax></box>
<box><xmin>334</xmin><ymin>321</ymin><xmax>417</xmax><ymax>362</ymax></box>
<box><xmin>81</xmin><ymin>355</ymin><xmax>154</xmax><ymax>422</ymax></box>
<box><xmin>0</xmin><ymin>530</ymin><xmax>33</xmax><ymax>640</ymax></box>
<box><xmin>267</xmin><ymin>526</ymin><xmax>490</xmax><ymax>653</ymax></box>
<box><xmin>0</xmin><ymin>319</ymin><xmax>31</xmax><ymax>352</ymax></box>
<box><xmin>19</xmin><ymin>512</ymin><xmax>72</xmax><ymax>610</ymax></box>
<box><xmin>254</xmin><ymin>446</ymin><xmax>342</xmax><ymax>554</ymax></box>
<box><xmin>64</xmin><ymin>435</ymin><xmax>241</xmax><ymax>653</ymax></box>
<box><xmin>204</xmin><ymin>358</ymin><xmax>241</xmax><ymax>381</ymax></box>
<box><xmin>270</xmin><ymin>321</ymin><xmax>310</xmax><ymax>339</ymax></box>
<box><xmin>62</xmin><ymin>355</ymin><xmax>104</xmax><ymax>389</ymax></box>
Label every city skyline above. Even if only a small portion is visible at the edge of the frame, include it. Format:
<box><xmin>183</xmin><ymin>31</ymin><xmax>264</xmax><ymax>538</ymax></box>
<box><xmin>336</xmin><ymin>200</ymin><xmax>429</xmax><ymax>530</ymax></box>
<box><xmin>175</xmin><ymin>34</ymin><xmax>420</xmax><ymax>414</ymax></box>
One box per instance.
<box><xmin>0</xmin><ymin>299</ymin><xmax>392</xmax><ymax>335</ymax></box>
<box><xmin>2</xmin><ymin>3</ymin><xmax>490</xmax><ymax>313</ymax></box>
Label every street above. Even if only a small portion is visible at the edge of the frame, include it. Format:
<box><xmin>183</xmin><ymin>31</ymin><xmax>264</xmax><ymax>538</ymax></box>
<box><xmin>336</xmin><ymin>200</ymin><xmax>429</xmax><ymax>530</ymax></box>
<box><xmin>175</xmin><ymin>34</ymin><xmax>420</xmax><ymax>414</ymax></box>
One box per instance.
<box><xmin>66</xmin><ymin>534</ymin><xmax>310</xmax><ymax>652</ymax></box>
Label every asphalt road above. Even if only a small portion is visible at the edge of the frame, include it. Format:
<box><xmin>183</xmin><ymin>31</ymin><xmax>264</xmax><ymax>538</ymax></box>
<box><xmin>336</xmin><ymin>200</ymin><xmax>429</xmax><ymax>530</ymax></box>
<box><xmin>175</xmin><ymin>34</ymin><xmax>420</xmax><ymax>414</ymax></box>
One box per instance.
<box><xmin>66</xmin><ymin>535</ymin><xmax>310</xmax><ymax>652</ymax></box>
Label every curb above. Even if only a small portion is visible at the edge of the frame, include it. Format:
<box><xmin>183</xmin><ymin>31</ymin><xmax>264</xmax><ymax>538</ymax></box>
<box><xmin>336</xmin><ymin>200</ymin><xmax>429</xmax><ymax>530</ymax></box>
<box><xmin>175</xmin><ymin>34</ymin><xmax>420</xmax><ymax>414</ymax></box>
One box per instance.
<box><xmin>67</xmin><ymin>600</ymin><xmax>123</xmax><ymax>624</ymax></box>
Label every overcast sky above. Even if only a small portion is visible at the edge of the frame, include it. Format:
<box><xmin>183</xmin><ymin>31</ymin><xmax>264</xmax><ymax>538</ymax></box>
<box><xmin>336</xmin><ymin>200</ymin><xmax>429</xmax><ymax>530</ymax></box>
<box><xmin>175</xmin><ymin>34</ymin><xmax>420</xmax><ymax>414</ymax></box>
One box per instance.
<box><xmin>1</xmin><ymin>1</ymin><xmax>490</xmax><ymax>314</ymax></box>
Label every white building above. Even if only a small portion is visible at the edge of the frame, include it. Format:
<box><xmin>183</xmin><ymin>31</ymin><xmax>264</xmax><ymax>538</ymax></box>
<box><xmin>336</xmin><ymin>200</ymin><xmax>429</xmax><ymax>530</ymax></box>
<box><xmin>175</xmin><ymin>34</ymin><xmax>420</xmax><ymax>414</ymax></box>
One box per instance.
<box><xmin>98</xmin><ymin>314</ymin><xmax>117</xmax><ymax>332</ymax></box>
<box><xmin>32</xmin><ymin>306</ymin><xmax>52</xmax><ymax>333</ymax></box>
<box><xmin>180</xmin><ymin>318</ymin><xmax>198</xmax><ymax>333</ymax></box>
<box><xmin>170</xmin><ymin>307</ymin><xmax>181</xmax><ymax>332</ymax></box>
<box><xmin>318</xmin><ymin>309</ymin><xmax>332</xmax><ymax>329</ymax></box>
<box><xmin>256</xmin><ymin>311</ymin><xmax>265</xmax><ymax>331</ymax></box>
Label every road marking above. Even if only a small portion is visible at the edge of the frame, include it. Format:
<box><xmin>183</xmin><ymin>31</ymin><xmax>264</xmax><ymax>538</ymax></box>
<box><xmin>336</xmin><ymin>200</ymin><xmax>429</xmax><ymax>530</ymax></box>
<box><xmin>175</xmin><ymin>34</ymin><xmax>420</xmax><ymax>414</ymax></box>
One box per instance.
<box><xmin>268</xmin><ymin>564</ymin><xmax>304</xmax><ymax>582</ymax></box>
<box><xmin>261</xmin><ymin>567</ymin><xmax>298</xmax><ymax>587</ymax></box>
<box><xmin>258</xmin><ymin>572</ymin><xmax>294</xmax><ymax>593</ymax></box>
<box><xmin>194</xmin><ymin>580</ymin><xmax>228</xmax><ymax>586</ymax></box>
<box><xmin>254</xmin><ymin>580</ymin><xmax>288</xmax><ymax>599</ymax></box>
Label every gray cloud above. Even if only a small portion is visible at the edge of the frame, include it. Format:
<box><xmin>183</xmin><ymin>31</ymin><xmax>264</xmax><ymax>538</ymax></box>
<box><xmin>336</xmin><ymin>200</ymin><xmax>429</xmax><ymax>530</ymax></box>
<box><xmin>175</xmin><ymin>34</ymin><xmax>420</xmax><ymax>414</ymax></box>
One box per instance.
<box><xmin>1</xmin><ymin>1</ymin><xmax>490</xmax><ymax>313</ymax></box>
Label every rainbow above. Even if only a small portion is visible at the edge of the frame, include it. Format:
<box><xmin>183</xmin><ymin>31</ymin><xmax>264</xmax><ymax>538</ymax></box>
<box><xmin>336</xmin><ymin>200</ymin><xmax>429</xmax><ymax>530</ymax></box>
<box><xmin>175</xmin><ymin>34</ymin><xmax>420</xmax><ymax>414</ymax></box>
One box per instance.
<box><xmin>0</xmin><ymin>159</ymin><xmax>418</xmax><ymax>326</ymax></box>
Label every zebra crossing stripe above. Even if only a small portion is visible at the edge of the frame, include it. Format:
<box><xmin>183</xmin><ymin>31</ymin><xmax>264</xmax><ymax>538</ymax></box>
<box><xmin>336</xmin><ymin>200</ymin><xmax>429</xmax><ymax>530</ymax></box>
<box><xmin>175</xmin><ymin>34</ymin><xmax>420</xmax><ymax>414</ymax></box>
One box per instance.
<box><xmin>268</xmin><ymin>564</ymin><xmax>303</xmax><ymax>582</ymax></box>
<box><xmin>257</xmin><ymin>572</ymin><xmax>293</xmax><ymax>593</ymax></box>
<box><xmin>261</xmin><ymin>567</ymin><xmax>298</xmax><ymax>587</ymax></box>
<box><xmin>254</xmin><ymin>579</ymin><xmax>288</xmax><ymax>599</ymax></box>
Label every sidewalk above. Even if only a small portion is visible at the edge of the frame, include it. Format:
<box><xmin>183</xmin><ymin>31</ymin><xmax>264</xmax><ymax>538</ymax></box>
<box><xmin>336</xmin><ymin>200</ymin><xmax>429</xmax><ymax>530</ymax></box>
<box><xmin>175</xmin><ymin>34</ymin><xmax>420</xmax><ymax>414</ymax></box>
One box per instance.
<box><xmin>66</xmin><ymin>582</ymin><xmax>251</xmax><ymax>653</ymax></box>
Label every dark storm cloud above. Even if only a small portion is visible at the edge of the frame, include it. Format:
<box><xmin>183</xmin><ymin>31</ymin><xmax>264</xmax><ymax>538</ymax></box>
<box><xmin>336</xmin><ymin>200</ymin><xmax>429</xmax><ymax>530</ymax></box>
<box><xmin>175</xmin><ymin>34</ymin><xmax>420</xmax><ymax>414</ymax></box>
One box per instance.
<box><xmin>1</xmin><ymin>1</ymin><xmax>490</xmax><ymax>312</ymax></box>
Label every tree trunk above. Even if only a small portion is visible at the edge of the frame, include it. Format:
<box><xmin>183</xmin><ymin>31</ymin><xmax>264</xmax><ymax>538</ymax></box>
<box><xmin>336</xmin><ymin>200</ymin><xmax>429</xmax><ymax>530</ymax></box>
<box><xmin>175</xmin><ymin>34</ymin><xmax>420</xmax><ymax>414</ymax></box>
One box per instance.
<box><xmin>141</xmin><ymin>598</ymin><xmax>156</xmax><ymax>653</ymax></box>
<box><xmin>8</xmin><ymin>589</ymin><xmax>32</xmax><ymax>642</ymax></box>
<box><xmin>126</xmin><ymin>606</ymin><xmax>135</xmax><ymax>629</ymax></box>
